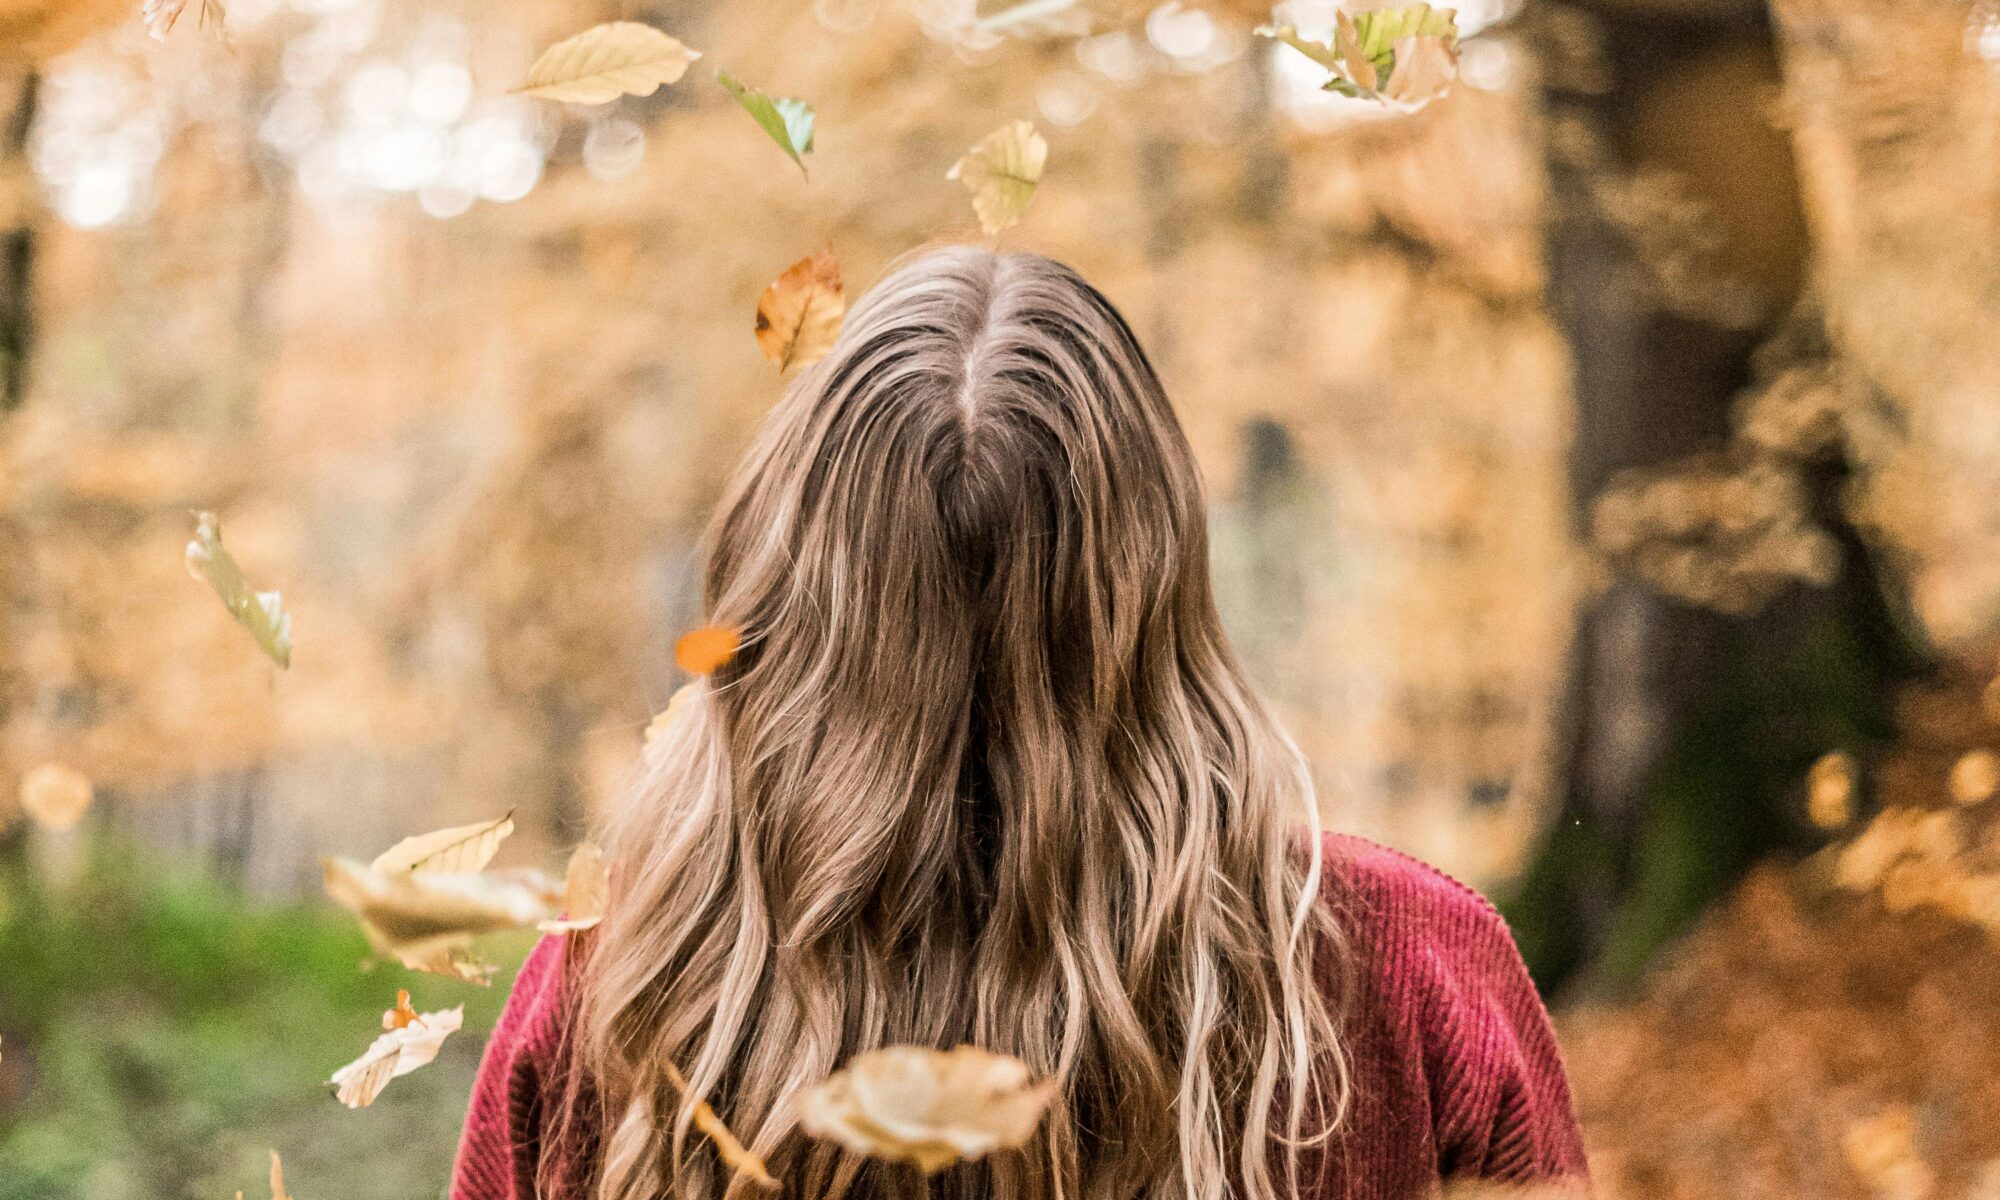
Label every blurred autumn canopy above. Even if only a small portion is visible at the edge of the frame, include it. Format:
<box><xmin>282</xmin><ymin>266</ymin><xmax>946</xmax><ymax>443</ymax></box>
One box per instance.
<box><xmin>2</xmin><ymin>0</ymin><xmax>2000</xmax><ymax>1196</ymax></box>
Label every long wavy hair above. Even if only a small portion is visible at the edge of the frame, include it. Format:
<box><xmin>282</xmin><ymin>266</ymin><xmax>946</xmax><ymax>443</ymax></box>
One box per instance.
<box><xmin>578</xmin><ymin>247</ymin><xmax>1347</xmax><ymax>1200</ymax></box>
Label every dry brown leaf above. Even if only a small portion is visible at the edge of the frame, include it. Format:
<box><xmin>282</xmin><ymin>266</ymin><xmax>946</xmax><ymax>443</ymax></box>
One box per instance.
<box><xmin>799</xmin><ymin>1045</ymin><xmax>1057</xmax><ymax>1172</ymax></box>
<box><xmin>676</xmin><ymin>625</ymin><xmax>743</xmax><ymax>676</ymax></box>
<box><xmin>754</xmin><ymin>254</ymin><xmax>845</xmax><ymax>372</ymax></box>
<box><xmin>185</xmin><ymin>511</ymin><xmax>292</xmax><ymax>669</ymax></box>
<box><xmin>371</xmin><ymin>812</ymin><xmax>515</xmax><ymax>875</ymax></box>
<box><xmin>384</xmin><ymin>988</ymin><xmax>420</xmax><ymax>1030</ymax></box>
<box><xmin>947</xmin><ymin>121</ymin><xmax>1048</xmax><ymax>236</ymax></box>
<box><xmin>517</xmin><ymin>22</ymin><xmax>701</xmax><ymax>104</ymax></box>
<box><xmin>322</xmin><ymin>857</ymin><xmax>562</xmax><ymax>974</ymax></box>
<box><xmin>539</xmin><ymin>842</ymin><xmax>610</xmax><ymax>933</ymax></box>
<box><xmin>330</xmin><ymin>995</ymin><xmax>464</xmax><ymax>1108</ymax></box>
<box><xmin>663</xmin><ymin>1060</ymin><xmax>780</xmax><ymax>1189</ymax></box>
<box><xmin>19</xmin><ymin>763</ymin><xmax>92</xmax><ymax>831</ymax></box>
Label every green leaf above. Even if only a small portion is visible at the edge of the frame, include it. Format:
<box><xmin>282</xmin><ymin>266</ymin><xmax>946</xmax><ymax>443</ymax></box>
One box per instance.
<box><xmin>716</xmin><ymin>69</ymin><xmax>815</xmax><ymax>178</ymax></box>
<box><xmin>184</xmin><ymin>511</ymin><xmax>292</xmax><ymax>669</ymax></box>
<box><xmin>1349</xmin><ymin>4</ymin><xmax>1458</xmax><ymax>75</ymax></box>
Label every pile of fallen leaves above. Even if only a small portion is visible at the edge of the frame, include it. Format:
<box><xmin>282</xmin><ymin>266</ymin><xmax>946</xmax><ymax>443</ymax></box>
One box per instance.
<box><xmin>1562</xmin><ymin>649</ymin><xmax>2000</xmax><ymax>1200</ymax></box>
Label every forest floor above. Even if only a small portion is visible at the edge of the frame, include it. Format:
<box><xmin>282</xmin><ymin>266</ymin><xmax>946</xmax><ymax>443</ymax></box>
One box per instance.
<box><xmin>1563</xmin><ymin>650</ymin><xmax>2000</xmax><ymax>1200</ymax></box>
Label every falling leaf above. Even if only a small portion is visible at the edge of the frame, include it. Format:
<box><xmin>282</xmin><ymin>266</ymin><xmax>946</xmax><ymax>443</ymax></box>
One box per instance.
<box><xmin>330</xmin><ymin>994</ymin><xmax>465</xmax><ymax>1108</ymax></box>
<box><xmin>144</xmin><ymin>0</ymin><xmax>226</xmax><ymax>41</ymax></box>
<box><xmin>664</xmin><ymin>1060</ymin><xmax>781</xmax><ymax>1189</ymax></box>
<box><xmin>322</xmin><ymin>857</ymin><xmax>561</xmax><ymax>978</ymax></box>
<box><xmin>371</xmin><ymin>812</ymin><xmax>516</xmax><ymax>875</ymax></box>
<box><xmin>19</xmin><ymin>763</ymin><xmax>92</xmax><ymax>831</ymax></box>
<box><xmin>716</xmin><ymin>71</ymin><xmax>815</xmax><ymax>177</ymax></box>
<box><xmin>676</xmin><ymin>625</ymin><xmax>741</xmax><ymax>676</ymax></box>
<box><xmin>186</xmin><ymin>511</ymin><xmax>292</xmax><ymax>669</ymax></box>
<box><xmin>384</xmin><ymin>988</ymin><xmax>420</xmax><ymax>1029</ymax></box>
<box><xmin>948</xmin><ymin>120</ymin><xmax>1048</xmax><ymax>236</ymax></box>
<box><xmin>971</xmin><ymin>0</ymin><xmax>1092</xmax><ymax>37</ymax></box>
<box><xmin>647</xmin><ymin>683</ymin><xmax>702</xmax><ymax>745</ymax></box>
<box><xmin>539</xmin><ymin>842</ymin><xmax>610</xmax><ymax>933</ymax></box>
<box><xmin>1256</xmin><ymin>6</ymin><xmax>1460</xmax><ymax>112</ymax></box>
<box><xmin>1378</xmin><ymin>35</ymin><xmax>1458</xmax><ymax>109</ymax></box>
<box><xmin>755</xmin><ymin>252</ymin><xmax>846</xmax><ymax>372</ymax></box>
<box><xmin>517</xmin><ymin>22</ymin><xmax>701</xmax><ymax>105</ymax></box>
<box><xmin>1950</xmin><ymin>749</ymin><xmax>2000</xmax><ymax>806</ymax></box>
<box><xmin>800</xmin><ymin>1045</ymin><xmax>1058</xmax><ymax>1173</ymax></box>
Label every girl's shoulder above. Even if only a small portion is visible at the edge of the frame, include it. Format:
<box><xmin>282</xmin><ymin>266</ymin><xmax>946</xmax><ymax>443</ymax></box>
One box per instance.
<box><xmin>1318</xmin><ymin>830</ymin><xmax>1512</xmax><ymax>935</ymax></box>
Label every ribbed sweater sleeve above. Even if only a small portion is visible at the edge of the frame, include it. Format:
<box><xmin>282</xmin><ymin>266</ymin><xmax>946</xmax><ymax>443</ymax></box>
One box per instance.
<box><xmin>1322</xmin><ymin>833</ymin><xmax>1591</xmax><ymax>1194</ymax></box>
<box><xmin>451</xmin><ymin>935</ymin><xmax>569</xmax><ymax>1200</ymax></box>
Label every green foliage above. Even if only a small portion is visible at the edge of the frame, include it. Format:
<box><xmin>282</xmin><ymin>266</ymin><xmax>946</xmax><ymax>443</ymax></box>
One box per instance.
<box><xmin>0</xmin><ymin>843</ymin><xmax>526</xmax><ymax>1199</ymax></box>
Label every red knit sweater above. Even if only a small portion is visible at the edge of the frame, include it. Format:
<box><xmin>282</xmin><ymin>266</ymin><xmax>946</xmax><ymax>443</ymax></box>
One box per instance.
<box><xmin>451</xmin><ymin>833</ymin><xmax>1590</xmax><ymax>1199</ymax></box>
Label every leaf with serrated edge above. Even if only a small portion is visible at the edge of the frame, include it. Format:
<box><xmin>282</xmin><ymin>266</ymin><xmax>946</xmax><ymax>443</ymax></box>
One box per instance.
<box><xmin>948</xmin><ymin>121</ymin><xmax>1048</xmax><ymax>236</ymax></box>
<box><xmin>755</xmin><ymin>254</ymin><xmax>845</xmax><ymax>372</ymax></box>
<box><xmin>717</xmin><ymin>70</ymin><xmax>815</xmax><ymax>176</ymax></box>
<box><xmin>371</xmin><ymin>812</ymin><xmax>515</xmax><ymax>875</ymax></box>
<box><xmin>540</xmin><ymin>842</ymin><xmax>610</xmax><ymax>933</ymax></box>
<box><xmin>331</xmin><ymin>999</ymin><xmax>464</xmax><ymax>1108</ymax></box>
<box><xmin>186</xmin><ymin>511</ymin><xmax>292</xmax><ymax>669</ymax></box>
<box><xmin>518</xmin><ymin>22</ymin><xmax>701</xmax><ymax>104</ymax></box>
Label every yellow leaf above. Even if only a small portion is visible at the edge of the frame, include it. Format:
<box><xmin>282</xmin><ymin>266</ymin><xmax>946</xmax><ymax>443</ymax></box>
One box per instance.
<box><xmin>947</xmin><ymin>121</ymin><xmax>1047</xmax><ymax>236</ymax></box>
<box><xmin>539</xmin><ymin>842</ymin><xmax>610</xmax><ymax>934</ymax></box>
<box><xmin>19</xmin><ymin>763</ymin><xmax>91</xmax><ymax>832</ymax></box>
<box><xmin>322</xmin><ymin>857</ymin><xmax>562</xmax><ymax>969</ymax></box>
<box><xmin>800</xmin><ymin>1045</ymin><xmax>1058</xmax><ymax>1173</ymax></box>
<box><xmin>754</xmin><ymin>254</ymin><xmax>845</xmax><ymax>373</ymax></box>
<box><xmin>330</xmin><ymin>998</ymin><xmax>464</xmax><ymax>1108</ymax></box>
<box><xmin>185</xmin><ymin>511</ymin><xmax>292</xmax><ymax>669</ymax></box>
<box><xmin>370</xmin><ymin>812</ymin><xmax>515</xmax><ymax>875</ymax></box>
<box><xmin>663</xmin><ymin>1060</ymin><xmax>780</xmax><ymax>1190</ymax></box>
<box><xmin>675</xmin><ymin>625</ymin><xmax>742</xmax><ymax>676</ymax></box>
<box><xmin>517</xmin><ymin>22</ymin><xmax>701</xmax><ymax>105</ymax></box>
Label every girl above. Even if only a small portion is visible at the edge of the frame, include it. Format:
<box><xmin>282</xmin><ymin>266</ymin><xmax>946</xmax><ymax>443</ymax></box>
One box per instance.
<box><xmin>452</xmin><ymin>249</ymin><xmax>1588</xmax><ymax>1200</ymax></box>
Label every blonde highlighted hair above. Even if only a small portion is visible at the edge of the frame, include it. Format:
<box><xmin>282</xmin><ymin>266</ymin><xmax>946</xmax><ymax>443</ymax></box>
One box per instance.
<box><xmin>580</xmin><ymin>248</ymin><xmax>1347</xmax><ymax>1200</ymax></box>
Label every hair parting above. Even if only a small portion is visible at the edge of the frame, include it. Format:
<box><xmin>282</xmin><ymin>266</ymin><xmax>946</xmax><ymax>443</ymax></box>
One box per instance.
<box><xmin>571</xmin><ymin>247</ymin><xmax>1350</xmax><ymax>1200</ymax></box>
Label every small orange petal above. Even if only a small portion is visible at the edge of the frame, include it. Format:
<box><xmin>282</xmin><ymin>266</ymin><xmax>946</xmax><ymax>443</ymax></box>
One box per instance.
<box><xmin>676</xmin><ymin>625</ymin><xmax>742</xmax><ymax>676</ymax></box>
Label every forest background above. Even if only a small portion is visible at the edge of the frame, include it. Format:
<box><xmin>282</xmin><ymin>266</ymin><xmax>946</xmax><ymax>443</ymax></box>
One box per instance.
<box><xmin>2</xmin><ymin>0</ymin><xmax>1998</xmax><ymax>1196</ymax></box>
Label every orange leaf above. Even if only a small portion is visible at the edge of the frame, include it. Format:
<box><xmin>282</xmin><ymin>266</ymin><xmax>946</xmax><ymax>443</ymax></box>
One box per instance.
<box><xmin>676</xmin><ymin>625</ymin><xmax>741</xmax><ymax>676</ymax></box>
<box><xmin>384</xmin><ymin>989</ymin><xmax>420</xmax><ymax>1030</ymax></box>
<box><xmin>754</xmin><ymin>253</ymin><xmax>845</xmax><ymax>373</ymax></box>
